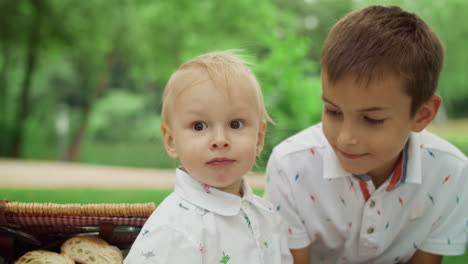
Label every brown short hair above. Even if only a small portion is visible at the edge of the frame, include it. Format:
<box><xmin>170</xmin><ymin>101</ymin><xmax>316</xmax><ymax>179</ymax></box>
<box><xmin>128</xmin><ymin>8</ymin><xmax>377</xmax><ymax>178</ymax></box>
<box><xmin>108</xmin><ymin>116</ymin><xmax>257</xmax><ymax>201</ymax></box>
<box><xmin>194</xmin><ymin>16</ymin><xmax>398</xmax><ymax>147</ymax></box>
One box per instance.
<box><xmin>321</xmin><ymin>5</ymin><xmax>444</xmax><ymax>116</ymax></box>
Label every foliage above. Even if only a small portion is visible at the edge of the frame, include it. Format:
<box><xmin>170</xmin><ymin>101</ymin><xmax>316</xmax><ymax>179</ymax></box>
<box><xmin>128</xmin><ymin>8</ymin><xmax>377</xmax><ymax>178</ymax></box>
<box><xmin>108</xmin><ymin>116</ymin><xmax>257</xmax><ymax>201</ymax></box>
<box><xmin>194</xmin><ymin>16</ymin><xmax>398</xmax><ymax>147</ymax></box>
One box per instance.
<box><xmin>252</xmin><ymin>34</ymin><xmax>323</xmax><ymax>164</ymax></box>
<box><xmin>88</xmin><ymin>90</ymin><xmax>161</xmax><ymax>143</ymax></box>
<box><xmin>0</xmin><ymin>0</ymin><xmax>467</xmax><ymax>169</ymax></box>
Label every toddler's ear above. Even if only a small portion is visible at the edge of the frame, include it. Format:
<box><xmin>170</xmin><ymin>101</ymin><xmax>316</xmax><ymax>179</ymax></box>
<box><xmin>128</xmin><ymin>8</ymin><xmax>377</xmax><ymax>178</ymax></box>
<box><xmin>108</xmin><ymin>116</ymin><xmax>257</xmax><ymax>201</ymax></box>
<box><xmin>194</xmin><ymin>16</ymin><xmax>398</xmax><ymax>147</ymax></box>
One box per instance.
<box><xmin>412</xmin><ymin>95</ymin><xmax>442</xmax><ymax>132</ymax></box>
<box><xmin>256</xmin><ymin>121</ymin><xmax>267</xmax><ymax>156</ymax></box>
<box><xmin>161</xmin><ymin>125</ymin><xmax>178</xmax><ymax>159</ymax></box>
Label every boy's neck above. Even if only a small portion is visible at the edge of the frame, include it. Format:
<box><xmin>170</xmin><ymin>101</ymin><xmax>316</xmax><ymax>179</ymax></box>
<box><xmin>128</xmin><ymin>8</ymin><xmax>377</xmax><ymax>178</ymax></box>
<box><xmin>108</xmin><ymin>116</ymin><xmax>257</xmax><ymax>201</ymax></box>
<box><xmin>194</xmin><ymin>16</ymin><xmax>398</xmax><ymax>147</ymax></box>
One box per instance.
<box><xmin>369</xmin><ymin>152</ymin><xmax>402</xmax><ymax>189</ymax></box>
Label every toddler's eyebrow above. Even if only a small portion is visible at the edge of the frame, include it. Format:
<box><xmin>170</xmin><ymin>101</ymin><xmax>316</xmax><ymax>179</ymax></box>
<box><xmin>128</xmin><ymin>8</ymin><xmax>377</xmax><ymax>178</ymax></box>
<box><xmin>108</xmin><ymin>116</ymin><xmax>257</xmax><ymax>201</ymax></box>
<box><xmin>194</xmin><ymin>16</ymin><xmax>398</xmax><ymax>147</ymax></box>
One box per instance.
<box><xmin>321</xmin><ymin>96</ymin><xmax>390</xmax><ymax>112</ymax></box>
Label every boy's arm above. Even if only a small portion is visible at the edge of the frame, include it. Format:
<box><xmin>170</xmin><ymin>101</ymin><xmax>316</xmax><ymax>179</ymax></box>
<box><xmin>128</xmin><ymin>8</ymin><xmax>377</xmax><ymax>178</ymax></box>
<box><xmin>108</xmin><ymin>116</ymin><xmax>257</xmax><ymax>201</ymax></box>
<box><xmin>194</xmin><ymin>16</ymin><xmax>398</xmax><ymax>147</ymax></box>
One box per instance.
<box><xmin>406</xmin><ymin>250</ymin><xmax>442</xmax><ymax>264</ymax></box>
<box><xmin>263</xmin><ymin>151</ymin><xmax>312</xmax><ymax>250</ymax></box>
<box><xmin>416</xmin><ymin>162</ymin><xmax>468</xmax><ymax>257</ymax></box>
<box><xmin>291</xmin><ymin>247</ymin><xmax>310</xmax><ymax>264</ymax></box>
<box><xmin>264</xmin><ymin>151</ymin><xmax>313</xmax><ymax>262</ymax></box>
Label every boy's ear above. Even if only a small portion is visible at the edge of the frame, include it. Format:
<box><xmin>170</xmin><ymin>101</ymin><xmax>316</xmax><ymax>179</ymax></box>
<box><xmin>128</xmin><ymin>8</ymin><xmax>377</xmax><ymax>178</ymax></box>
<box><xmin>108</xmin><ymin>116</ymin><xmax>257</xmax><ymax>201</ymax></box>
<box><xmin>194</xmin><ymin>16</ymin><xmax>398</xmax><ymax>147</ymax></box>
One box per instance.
<box><xmin>412</xmin><ymin>95</ymin><xmax>442</xmax><ymax>132</ymax></box>
<box><xmin>161</xmin><ymin>125</ymin><xmax>179</xmax><ymax>159</ymax></box>
<box><xmin>256</xmin><ymin>121</ymin><xmax>267</xmax><ymax>156</ymax></box>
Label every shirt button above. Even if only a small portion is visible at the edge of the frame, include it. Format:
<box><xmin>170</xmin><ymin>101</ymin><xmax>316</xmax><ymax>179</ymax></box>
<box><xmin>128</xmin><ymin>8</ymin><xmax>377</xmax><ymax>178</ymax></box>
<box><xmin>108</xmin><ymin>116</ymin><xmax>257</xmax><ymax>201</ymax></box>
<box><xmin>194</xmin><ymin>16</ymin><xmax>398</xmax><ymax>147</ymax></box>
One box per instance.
<box><xmin>369</xmin><ymin>200</ymin><xmax>375</xmax><ymax>208</ymax></box>
<box><xmin>242</xmin><ymin>200</ymin><xmax>249</xmax><ymax>206</ymax></box>
<box><xmin>367</xmin><ymin>227</ymin><xmax>375</xmax><ymax>234</ymax></box>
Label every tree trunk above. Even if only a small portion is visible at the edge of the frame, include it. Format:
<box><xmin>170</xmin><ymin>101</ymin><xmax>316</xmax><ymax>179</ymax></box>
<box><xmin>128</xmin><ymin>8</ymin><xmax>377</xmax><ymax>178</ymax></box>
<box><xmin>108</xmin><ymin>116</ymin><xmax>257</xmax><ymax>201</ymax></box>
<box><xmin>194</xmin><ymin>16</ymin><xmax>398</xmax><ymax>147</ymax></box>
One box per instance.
<box><xmin>9</xmin><ymin>0</ymin><xmax>42</xmax><ymax>157</ymax></box>
<box><xmin>67</xmin><ymin>50</ymin><xmax>117</xmax><ymax>161</ymax></box>
<box><xmin>0</xmin><ymin>42</ymin><xmax>11</xmax><ymax>156</ymax></box>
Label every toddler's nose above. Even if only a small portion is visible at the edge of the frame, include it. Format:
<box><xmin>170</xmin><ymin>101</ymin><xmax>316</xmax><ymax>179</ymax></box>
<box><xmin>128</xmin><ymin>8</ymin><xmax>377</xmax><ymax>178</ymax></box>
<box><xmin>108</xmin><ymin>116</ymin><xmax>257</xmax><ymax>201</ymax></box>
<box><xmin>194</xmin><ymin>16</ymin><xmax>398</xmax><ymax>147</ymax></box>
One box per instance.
<box><xmin>211</xmin><ymin>128</ymin><xmax>230</xmax><ymax>149</ymax></box>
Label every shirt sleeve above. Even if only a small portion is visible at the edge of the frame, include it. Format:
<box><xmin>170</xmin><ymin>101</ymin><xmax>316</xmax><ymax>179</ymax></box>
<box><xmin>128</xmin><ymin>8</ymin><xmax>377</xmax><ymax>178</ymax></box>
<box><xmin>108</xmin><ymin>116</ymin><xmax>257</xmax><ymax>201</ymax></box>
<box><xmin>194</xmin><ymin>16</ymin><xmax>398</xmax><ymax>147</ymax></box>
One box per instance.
<box><xmin>419</xmin><ymin>162</ymin><xmax>468</xmax><ymax>256</ymax></box>
<box><xmin>279</xmin><ymin>218</ymin><xmax>295</xmax><ymax>264</ymax></box>
<box><xmin>263</xmin><ymin>150</ymin><xmax>311</xmax><ymax>249</ymax></box>
<box><xmin>124</xmin><ymin>225</ymin><xmax>202</xmax><ymax>264</ymax></box>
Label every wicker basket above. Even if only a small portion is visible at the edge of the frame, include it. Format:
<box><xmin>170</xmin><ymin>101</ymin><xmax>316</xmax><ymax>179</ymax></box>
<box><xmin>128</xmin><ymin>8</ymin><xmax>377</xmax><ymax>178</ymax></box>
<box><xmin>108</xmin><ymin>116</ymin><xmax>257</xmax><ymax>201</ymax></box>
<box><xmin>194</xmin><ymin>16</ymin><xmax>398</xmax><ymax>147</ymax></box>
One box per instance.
<box><xmin>0</xmin><ymin>200</ymin><xmax>156</xmax><ymax>263</ymax></box>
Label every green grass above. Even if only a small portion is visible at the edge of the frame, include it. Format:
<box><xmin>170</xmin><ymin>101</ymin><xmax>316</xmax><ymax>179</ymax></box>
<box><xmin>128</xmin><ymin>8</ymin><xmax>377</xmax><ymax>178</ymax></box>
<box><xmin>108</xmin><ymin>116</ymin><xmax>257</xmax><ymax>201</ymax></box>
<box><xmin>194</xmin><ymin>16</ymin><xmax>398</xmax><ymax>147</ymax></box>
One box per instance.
<box><xmin>444</xmin><ymin>255</ymin><xmax>468</xmax><ymax>264</ymax></box>
<box><xmin>1</xmin><ymin>188</ymin><xmax>465</xmax><ymax>263</ymax></box>
<box><xmin>1</xmin><ymin>188</ymin><xmax>172</xmax><ymax>204</ymax></box>
<box><xmin>0</xmin><ymin>188</ymin><xmax>264</xmax><ymax>204</ymax></box>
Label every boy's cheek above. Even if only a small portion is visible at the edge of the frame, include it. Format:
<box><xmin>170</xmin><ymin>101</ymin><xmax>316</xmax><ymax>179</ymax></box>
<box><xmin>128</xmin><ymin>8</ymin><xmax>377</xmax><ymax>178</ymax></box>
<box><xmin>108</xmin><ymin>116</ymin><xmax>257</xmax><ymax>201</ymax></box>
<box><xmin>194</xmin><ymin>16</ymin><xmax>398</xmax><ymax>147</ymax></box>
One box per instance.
<box><xmin>321</xmin><ymin>121</ymin><xmax>337</xmax><ymax>142</ymax></box>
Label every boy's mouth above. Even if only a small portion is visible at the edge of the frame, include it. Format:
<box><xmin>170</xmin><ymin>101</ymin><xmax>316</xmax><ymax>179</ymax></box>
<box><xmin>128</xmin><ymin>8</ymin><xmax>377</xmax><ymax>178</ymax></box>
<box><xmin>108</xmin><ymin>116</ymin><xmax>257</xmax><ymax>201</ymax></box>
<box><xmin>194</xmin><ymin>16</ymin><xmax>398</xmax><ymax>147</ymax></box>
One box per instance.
<box><xmin>206</xmin><ymin>158</ymin><xmax>236</xmax><ymax>166</ymax></box>
<box><xmin>339</xmin><ymin>150</ymin><xmax>368</xmax><ymax>159</ymax></box>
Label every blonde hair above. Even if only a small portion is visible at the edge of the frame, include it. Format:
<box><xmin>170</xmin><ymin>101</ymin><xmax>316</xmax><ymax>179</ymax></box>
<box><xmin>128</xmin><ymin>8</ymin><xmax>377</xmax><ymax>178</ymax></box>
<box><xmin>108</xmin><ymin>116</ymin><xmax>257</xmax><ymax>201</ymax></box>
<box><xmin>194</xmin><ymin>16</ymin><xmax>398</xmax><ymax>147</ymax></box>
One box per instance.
<box><xmin>161</xmin><ymin>50</ymin><xmax>271</xmax><ymax>126</ymax></box>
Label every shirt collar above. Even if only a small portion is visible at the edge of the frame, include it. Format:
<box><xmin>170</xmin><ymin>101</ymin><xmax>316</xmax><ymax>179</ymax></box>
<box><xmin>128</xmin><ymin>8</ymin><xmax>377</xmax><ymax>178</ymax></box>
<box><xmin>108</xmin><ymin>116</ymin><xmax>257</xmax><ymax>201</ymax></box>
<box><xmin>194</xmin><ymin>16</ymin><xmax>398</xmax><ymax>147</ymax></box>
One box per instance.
<box><xmin>322</xmin><ymin>132</ymin><xmax>422</xmax><ymax>188</ymax></box>
<box><xmin>323</xmin><ymin>143</ymin><xmax>351</xmax><ymax>180</ymax></box>
<box><xmin>173</xmin><ymin>168</ymin><xmax>257</xmax><ymax>216</ymax></box>
<box><xmin>402</xmin><ymin>132</ymin><xmax>422</xmax><ymax>185</ymax></box>
<box><xmin>383</xmin><ymin>142</ymin><xmax>409</xmax><ymax>191</ymax></box>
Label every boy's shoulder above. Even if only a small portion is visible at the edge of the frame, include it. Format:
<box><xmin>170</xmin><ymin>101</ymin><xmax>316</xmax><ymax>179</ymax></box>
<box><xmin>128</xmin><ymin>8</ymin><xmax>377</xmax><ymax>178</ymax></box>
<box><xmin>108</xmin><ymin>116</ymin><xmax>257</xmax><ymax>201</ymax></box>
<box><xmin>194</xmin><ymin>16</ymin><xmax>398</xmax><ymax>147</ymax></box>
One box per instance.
<box><xmin>273</xmin><ymin>122</ymin><xmax>328</xmax><ymax>159</ymax></box>
<box><xmin>250</xmin><ymin>193</ymin><xmax>276</xmax><ymax>212</ymax></box>
<box><xmin>248</xmin><ymin>192</ymin><xmax>287</xmax><ymax>226</ymax></box>
<box><xmin>417</xmin><ymin>130</ymin><xmax>466</xmax><ymax>162</ymax></box>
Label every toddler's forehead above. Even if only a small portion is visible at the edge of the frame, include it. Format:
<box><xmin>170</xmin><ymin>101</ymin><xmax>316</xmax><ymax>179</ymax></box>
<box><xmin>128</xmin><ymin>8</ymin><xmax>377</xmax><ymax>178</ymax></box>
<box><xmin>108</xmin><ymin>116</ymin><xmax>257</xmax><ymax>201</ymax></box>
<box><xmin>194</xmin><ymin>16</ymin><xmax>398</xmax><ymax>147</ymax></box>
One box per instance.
<box><xmin>173</xmin><ymin>67</ymin><xmax>258</xmax><ymax>96</ymax></box>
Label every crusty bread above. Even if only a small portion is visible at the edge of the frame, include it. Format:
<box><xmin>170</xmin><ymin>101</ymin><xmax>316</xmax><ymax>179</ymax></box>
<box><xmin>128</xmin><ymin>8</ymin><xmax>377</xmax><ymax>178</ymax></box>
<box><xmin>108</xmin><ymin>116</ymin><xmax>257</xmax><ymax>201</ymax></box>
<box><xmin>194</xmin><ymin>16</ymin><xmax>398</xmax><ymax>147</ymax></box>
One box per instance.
<box><xmin>15</xmin><ymin>250</ymin><xmax>74</xmax><ymax>264</ymax></box>
<box><xmin>61</xmin><ymin>236</ymin><xmax>123</xmax><ymax>264</ymax></box>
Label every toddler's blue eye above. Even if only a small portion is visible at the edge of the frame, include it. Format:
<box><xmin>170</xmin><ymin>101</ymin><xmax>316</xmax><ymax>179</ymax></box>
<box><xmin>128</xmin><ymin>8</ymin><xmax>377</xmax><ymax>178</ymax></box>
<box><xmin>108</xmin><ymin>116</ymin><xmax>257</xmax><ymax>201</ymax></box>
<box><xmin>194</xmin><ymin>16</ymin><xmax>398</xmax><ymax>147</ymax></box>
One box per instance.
<box><xmin>230</xmin><ymin>120</ymin><xmax>243</xmax><ymax>129</ymax></box>
<box><xmin>193</xmin><ymin>122</ymin><xmax>207</xmax><ymax>131</ymax></box>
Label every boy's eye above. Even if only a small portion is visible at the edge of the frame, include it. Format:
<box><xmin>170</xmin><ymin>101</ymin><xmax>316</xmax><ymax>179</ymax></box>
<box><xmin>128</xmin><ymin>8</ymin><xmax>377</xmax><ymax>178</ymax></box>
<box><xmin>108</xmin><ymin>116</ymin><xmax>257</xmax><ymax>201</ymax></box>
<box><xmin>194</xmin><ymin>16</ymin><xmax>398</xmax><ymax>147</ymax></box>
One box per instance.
<box><xmin>325</xmin><ymin>108</ymin><xmax>341</xmax><ymax>116</ymax></box>
<box><xmin>364</xmin><ymin>116</ymin><xmax>385</xmax><ymax>125</ymax></box>
<box><xmin>230</xmin><ymin>120</ymin><xmax>244</xmax><ymax>129</ymax></box>
<box><xmin>192</xmin><ymin>122</ymin><xmax>207</xmax><ymax>131</ymax></box>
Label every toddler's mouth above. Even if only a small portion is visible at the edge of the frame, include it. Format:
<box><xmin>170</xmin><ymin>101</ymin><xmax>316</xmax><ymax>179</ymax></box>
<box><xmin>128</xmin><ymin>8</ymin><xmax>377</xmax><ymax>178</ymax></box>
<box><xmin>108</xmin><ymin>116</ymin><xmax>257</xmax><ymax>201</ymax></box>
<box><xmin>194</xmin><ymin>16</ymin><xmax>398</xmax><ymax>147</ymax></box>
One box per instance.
<box><xmin>207</xmin><ymin>158</ymin><xmax>235</xmax><ymax>166</ymax></box>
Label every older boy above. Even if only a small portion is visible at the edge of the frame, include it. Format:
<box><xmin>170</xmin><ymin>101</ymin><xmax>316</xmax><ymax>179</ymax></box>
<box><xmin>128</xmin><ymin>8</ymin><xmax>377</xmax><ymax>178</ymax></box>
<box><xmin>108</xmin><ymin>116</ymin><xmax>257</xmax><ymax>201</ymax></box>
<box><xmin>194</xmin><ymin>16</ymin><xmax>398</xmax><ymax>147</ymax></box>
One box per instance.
<box><xmin>264</xmin><ymin>5</ymin><xmax>467</xmax><ymax>264</ymax></box>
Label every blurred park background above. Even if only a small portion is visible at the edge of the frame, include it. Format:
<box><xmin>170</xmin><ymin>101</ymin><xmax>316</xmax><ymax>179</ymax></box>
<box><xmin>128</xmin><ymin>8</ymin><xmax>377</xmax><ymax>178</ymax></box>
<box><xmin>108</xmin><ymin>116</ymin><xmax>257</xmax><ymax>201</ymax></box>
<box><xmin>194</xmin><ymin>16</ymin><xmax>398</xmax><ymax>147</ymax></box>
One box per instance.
<box><xmin>1</xmin><ymin>0</ymin><xmax>467</xmax><ymax>171</ymax></box>
<box><xmin>1</xmin><ymin>0</ymin><xmax>467</xmax><ymax>262</ymax></box>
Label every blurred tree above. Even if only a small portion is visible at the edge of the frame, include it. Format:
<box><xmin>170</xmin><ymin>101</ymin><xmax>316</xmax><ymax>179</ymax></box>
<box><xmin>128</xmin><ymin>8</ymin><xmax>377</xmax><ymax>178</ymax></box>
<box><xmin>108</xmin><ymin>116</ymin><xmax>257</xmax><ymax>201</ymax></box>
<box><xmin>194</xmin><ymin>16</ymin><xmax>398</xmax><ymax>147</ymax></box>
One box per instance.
<box><xmin>60</xmin><ymin>0</ymin><xmax>129</xmax><ymax>161</ymax></box>
<box><xmin>424</xmin><ymin>0</ymin><xmax>468</xmax><ymax>118</ymax></box>
<box><xmin>250</xmin><ymin>0</ymin><xmax>355</xmax><ymax>164</ymax></box>
<box><xmin>2</xmin><ymin>0</ymin><xmax>465</xmax><ymax>168</ymax></box>
<box><xmin>0</xmin><ymin>0</ymin><xmax>73</xmax><ymax>157</ymax></box>
<box><xmin>0</xmin><ymin>1</ymin><xmax>22</xmax><ymax>156</ymax></box>
<box><xmin>272</xmin><ymin>0</ymin><xmax>353</xmax><ymax>63</ymax></box>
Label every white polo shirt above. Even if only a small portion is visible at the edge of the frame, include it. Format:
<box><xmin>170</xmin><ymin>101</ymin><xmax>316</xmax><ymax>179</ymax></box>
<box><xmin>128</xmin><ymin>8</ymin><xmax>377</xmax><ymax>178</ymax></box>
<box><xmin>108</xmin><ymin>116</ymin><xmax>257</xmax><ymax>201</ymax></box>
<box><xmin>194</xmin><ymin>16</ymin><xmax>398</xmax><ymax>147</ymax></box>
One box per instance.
<box><xmin>125</xmin><ymin>168</ymin><xmax>292</xmax><ymax>264</ymax></box>
<box><xmin>264</xmin><ymin>123</ymin><xmax>467</xmax><ymax>264</ymax></box>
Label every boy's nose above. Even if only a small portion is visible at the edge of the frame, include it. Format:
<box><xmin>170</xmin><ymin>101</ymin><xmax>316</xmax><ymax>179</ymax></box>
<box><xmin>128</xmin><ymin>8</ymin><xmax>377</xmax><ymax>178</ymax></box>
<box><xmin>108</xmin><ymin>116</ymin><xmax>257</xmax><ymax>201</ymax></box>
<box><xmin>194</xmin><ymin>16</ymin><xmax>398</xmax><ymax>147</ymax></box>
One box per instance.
<box><xmin>337</xmin><ymin>123</ymin><xmax>358</xmax><ymax>146</ymax></box>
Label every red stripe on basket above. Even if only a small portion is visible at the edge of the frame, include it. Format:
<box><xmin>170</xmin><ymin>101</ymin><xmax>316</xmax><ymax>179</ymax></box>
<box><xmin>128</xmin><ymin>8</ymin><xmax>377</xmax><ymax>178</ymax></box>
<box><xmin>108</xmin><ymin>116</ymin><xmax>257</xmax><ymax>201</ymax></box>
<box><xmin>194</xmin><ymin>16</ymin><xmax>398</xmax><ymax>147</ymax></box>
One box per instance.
<box><xmin>6</xmin><ymin>214</ymin><xmax>149</xmax><ymax>227</ymax></box>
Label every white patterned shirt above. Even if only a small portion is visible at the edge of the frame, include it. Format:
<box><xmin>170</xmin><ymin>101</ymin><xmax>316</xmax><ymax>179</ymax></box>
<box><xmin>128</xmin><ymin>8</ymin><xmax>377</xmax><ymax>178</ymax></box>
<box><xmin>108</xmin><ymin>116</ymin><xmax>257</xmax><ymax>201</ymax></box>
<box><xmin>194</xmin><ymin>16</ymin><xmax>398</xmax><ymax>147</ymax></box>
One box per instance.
<box><xmin>125</xmin><ymin>168</ymin><xmax>293</xmax><ymax>264</ymax></box>
<box><xmin>264</xmin><ymin>123</ymin><xmax>467</xmax><ymax>264</ymax></box>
